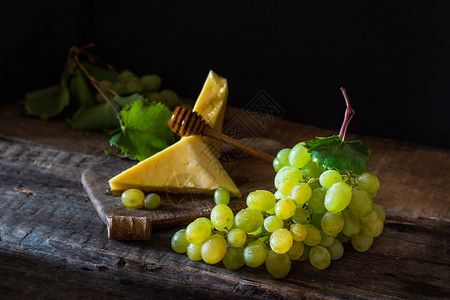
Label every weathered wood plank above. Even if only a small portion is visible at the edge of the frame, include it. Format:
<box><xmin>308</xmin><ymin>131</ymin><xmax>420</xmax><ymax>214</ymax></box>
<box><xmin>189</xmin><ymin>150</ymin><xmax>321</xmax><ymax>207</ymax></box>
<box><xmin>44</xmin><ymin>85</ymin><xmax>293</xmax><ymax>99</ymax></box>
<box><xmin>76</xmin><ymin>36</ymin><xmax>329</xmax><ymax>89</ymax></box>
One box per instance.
<box><xmin>0</xmin><ymin>101</ymin><xmax>449</xmax><ymax>299</ymax></box>
<box><xmin>81</xmin><ymin>138</ymin><xmax>284</xmax><ymax>240</ymax></box>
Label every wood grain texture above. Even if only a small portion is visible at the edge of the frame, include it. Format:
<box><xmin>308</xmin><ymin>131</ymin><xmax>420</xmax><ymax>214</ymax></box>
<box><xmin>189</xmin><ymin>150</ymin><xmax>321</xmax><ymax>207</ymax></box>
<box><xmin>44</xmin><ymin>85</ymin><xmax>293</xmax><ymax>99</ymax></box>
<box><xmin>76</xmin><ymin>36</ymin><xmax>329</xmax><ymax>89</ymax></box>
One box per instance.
<box><xmin>0</xmin><ymin>101</ymin><xmax>449</xmax><ymax>299</ymax></box>
<box><xmin>81</xmin><ymin>138</ymin><xmax>283</xmax><ymax>240</ymax></box>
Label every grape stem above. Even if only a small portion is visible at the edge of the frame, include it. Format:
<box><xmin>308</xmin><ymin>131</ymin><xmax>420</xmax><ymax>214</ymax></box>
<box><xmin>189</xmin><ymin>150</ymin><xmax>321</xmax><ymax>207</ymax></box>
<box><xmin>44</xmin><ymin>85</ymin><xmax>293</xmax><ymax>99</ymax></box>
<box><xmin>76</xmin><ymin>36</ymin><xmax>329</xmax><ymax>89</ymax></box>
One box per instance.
<box><xmin>338</xmin><ymin>87</ymin><xmax>355</xmax><ymax>141</ymax></box>
<box><xmin>72</xmin><ymin>45</ymin><xmax>124</xmax><ymax>128</ymax></box>
<box><xmin>246</xmin><ymin>232</ymin><xmax>271</xmax><ymax>239</ymax></box>
<box><xmin>60</xmin><ymin>46</ymin><xmax>76</xmax><ymax>86</ymax></box>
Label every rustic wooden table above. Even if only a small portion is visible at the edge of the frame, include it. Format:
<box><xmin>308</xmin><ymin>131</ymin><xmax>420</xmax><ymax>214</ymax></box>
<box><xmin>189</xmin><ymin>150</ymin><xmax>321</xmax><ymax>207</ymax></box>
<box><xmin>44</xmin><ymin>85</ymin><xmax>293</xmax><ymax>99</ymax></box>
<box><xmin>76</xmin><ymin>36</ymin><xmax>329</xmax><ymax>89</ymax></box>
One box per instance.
<box><xmin>1</xmin><ymin>101</ymin><xmax>449</xmax><ymax>299</ymax></box>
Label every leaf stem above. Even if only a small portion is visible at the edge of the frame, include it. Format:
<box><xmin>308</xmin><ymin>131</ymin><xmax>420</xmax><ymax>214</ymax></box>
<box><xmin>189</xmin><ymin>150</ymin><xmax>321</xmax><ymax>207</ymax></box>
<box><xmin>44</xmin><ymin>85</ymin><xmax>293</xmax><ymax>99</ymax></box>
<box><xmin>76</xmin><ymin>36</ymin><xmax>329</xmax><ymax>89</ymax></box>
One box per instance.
<box><xmin>338</xmin><ymin>87</ymin><xmax>355</xmax><ymax>141</ymax></box>
<box><xmin>73</xmin><ymin>49</ymin><xmax>123</xmax><ymax>128</ymax></box>
<box><xmin>60</xmin><ymin>46</ymin><xmax>76</xmax><ymax>86</ymax></box>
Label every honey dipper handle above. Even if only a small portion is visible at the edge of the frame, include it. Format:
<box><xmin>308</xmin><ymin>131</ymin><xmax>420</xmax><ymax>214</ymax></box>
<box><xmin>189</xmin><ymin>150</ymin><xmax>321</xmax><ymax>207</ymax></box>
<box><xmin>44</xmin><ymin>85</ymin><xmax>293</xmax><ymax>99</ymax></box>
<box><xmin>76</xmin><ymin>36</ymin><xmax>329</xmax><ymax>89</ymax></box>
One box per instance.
<box><xmin>203</xmin><ymin>126</ymin><xmax>275</xmax><ymax>163</ymax></box>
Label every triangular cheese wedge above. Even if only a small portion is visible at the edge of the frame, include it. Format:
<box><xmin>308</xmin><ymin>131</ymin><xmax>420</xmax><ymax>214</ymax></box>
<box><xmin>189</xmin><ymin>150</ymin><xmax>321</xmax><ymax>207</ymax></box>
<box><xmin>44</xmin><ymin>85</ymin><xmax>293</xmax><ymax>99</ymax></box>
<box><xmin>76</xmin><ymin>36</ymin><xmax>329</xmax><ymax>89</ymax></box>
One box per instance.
<box><xmin>190</xmin><ymin>70</ymin><xmax>228</xmax><ymax>156</ymax></box>
<box><xmin>193</xmin><ymin>70</ymin><xmax>228</xmax><ymax>133</ymax></box>
<box><xmin>109</xmin><ymin>136</ymin><xmax>241</xmax><ymax>197</ymax></box>
<box><xmin>108</xmin><ymin>70</ymin><xmax>241</xmax><ymax>197</ymax></box>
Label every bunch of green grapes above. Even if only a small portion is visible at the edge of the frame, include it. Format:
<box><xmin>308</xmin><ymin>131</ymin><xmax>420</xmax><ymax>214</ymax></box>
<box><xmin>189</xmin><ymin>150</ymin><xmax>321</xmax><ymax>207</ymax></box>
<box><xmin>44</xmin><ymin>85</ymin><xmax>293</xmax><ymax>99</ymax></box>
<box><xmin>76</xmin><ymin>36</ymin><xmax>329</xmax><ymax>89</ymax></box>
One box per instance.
<box><xmin>171</xmin><ymin>141</ymin><xmax>385</xmax><ymax>279</ymax></box>
<box><xmin>97</xmin><ymin>70</ymin><xmax>182</xmax><ymax>109</ymax></box>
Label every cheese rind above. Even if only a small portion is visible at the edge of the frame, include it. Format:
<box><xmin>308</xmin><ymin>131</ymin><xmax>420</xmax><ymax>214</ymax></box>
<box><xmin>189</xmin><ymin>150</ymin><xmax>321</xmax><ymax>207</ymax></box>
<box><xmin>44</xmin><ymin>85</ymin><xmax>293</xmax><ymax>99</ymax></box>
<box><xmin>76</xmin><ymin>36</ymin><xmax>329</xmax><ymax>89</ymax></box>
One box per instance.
<box><xmin>109</xmin><ymin>136</ymin><xmax>241</xmax><ymax>197</ymax></box>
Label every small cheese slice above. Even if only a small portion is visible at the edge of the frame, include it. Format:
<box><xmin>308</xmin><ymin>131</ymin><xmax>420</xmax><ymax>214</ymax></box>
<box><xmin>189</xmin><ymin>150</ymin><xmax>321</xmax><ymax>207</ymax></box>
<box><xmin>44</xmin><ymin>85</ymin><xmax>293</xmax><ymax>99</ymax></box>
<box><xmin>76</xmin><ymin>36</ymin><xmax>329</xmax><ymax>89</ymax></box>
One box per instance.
<box><xmin>109</xmin><ymin>136</ymin><xmax>241</xmax><ymax>197</ymax></box>
<box><xmin>190</xmin><ymin>70</ymin><xmax>228</xmax><ymax>156</ymax></box>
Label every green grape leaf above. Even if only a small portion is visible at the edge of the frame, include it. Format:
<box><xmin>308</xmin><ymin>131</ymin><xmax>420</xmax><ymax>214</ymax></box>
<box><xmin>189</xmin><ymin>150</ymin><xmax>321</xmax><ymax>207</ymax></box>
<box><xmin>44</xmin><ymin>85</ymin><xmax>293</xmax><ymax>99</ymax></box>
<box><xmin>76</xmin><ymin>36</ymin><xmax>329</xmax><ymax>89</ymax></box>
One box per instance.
<box><xmin>304</xmin><ymin>136</ymin><xmax>370</xmax><ymax>175</ymax></box>
<box><xmin>68</xmin><ymin>103</ymin><xmax>120</xmax><ymax>131</ymax></box>
<box><xmin>110</xmin><ymin>100</ymin><xmax>175</xmax><ymax>161</ymax></box>
<box><xmin>83</xmin><ymin>61</ymin><xmax>118</xmax><ymax>83</ymax></box>
<box><xmin>113</xmin><ymin>93</ymin><xmax>148</xmax><ymax>109</ymax></box>
<box><xmin>69</xmin><ymin>69</ymin><xmax>96</xmax><ymax>109</ymax></box>
<box><xmin>24</xmin><ymin>85</ymin><xmax>70</xmax><ymax>120</ymax></box>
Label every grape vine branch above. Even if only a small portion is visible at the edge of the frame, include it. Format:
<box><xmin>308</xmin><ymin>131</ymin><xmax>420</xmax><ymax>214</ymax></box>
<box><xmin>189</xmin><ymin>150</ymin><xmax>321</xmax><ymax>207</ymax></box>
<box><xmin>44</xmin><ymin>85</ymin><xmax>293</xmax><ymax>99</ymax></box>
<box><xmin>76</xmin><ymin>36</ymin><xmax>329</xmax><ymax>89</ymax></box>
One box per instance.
<box><xmin>61</xmin><ymin>43</ymin><xmax>124</xmax><ymax>128</ymax></box>
<box><xmin>338</xmin><ymin>87</ymin><xmax>355</xmax><ymax>141</ymax></box>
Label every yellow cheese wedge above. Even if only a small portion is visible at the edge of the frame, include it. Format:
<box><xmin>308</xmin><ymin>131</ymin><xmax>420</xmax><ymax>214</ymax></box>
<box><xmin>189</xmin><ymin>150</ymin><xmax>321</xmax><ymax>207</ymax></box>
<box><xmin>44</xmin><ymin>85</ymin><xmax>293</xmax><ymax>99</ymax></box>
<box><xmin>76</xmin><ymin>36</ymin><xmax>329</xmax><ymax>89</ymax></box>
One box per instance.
<box><xmin>109</xmin><ymin>136</ymin><xmax>241</xmax><ymax>197</ymax></box>
<box><xmin>190</xmin><ymin>70</ymin><xmax>228</xmax><ymax>156</ymax></box>
<box><xmin>108</xmin><ymin>70</ymin><xmax>241</xmax><ymax>197</ymax></box>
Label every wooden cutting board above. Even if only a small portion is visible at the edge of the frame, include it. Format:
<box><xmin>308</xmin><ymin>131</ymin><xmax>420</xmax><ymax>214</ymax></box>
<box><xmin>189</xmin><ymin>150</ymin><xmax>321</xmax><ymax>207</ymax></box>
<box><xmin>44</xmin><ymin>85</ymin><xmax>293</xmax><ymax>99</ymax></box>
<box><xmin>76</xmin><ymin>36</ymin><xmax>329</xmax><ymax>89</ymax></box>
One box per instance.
<box><xmin>81</xmin><ymin>138</ymin><xmax>285</xmax><ymax>240</ymax></box>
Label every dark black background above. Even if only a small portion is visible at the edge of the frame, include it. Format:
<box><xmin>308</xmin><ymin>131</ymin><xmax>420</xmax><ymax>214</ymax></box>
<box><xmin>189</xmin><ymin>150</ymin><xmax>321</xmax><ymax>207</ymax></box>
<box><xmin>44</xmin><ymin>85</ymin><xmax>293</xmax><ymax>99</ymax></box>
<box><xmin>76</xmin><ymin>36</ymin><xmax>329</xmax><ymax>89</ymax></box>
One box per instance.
<box><xmin>1</xmin><ymin>1</ymin><xmax>449</xmax><ymax>148</ymax></box>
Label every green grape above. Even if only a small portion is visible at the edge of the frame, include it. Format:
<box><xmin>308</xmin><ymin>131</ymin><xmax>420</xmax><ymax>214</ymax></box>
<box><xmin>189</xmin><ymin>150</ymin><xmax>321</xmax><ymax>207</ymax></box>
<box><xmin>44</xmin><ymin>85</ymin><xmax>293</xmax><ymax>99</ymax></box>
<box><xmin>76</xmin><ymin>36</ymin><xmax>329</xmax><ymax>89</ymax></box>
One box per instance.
<box><xmin>273</xmin><ymin>158</ymin><xmax>283</xmax><ymax>172</ymax></box>
<box><xmin>310</xmin><ymin>213</ymin><xmax>324</xmax><ymax>230</ymax></box>
<box><xmin>319</xmin><ymin>170</ymin><xmax>344</xmax><ymax>189</ymax></box>
<box><xmin>246</xmin><ymin>190</ymin><xmax>276</xmax><ymax>211</ymax></box>
<box><xmin>302</xmin><ymin>161</ymin><xmax>325</xmax><ymax>178</ymax></box>
<box><xmin>112</xmin><ymin>80</ymin><xmax>128</xmax><ymax>94</ymax></box>
<box><xmin>290</xmin><ymin>223</ymin><xmax>307</xmax><ymax>242</ymax></box>
<box><xmin>307</xmin><ymin>187</ymin><xmax>327</xmax><ymax>214</ymax></box>
<box><xmin>351</xmin><ymin>232</ymin><xmax>373</xmax><ymax>252</ymax></box>
<box><xmin>290</xmin><ymin>183</ymin><xmax>312</xmax><ymax>206</ymax></box>
<box><xmin>298</xmin><ymin>244</ymin><xmax>311</xmax><ymax>261</ymax></box>
<box><xmin>327</xmin><ymin>239</ymin><xmax>344</xmax><ymax>260</ymax></box>
<box><xmin>126</xmin><ymin>77</ymin><xmax>143</xmax><ymax>93</ymax></box>
<box><xmin>223</xmin><ymin>247</ymin><xmax>245</xmax><ymax>270</ymax></box>
<box><xmin>264</xmin><ymin>215</ymin><xmax>284</xmax><ymax>233</ymax></box>
<box><xmin>361</xmin><ymin>210</ymin><xmax>384</xmax><ymax>237</ymax></box>
<box><xmin>309</xmin><ymin>245</ymin><xmax>331</xmax><ymax>270</ymax></box>
<box><xmin>201</xmin><ymin>234</ymin><xmax>227</xmax><ymax>264</ymax></box>
<box><xmin>119</xmin><ymin>70</ymin><xmax>134</xmax><ymax>81</ymax></box>
<box><xmin>275</xmin><ymin>198</ymin><xmax>296</xmax><ymax>220</ymax></box>
<box><xmin>140</xmin><ymin>74</ymin><xmax>161</xmax><ymax>92</ymax></box>
<box><xmin>265</xmin><ymin>250</ymin><xmax>291</xmax><ymax>278</ymax></box>
<box><xmin>186</xmin><ymin>219</ymin><xmax>211</xmax><ymax>244</ymax></box>
<box><xmin>341</xmin><ymin>209</ymin><xmax>361</xmax><ymax>237</ymax></box>
<box><xmin>214</xmin><ymin>187</ymin><xmax>230</xmax><ymax>205</ymax></box>
<box><xmin>348</xmin><ymin>187</ymin><xmax>373</xmax><ymax>217</ymax></box>
<box><xmin>227</xmin><ymin>228</ymin><xmax>247</xmax><ymax>247</ymax></box>
<box><xmin>100</xmin><ymin>79</ymin><xmax>113</xmax><ymax>89</ymax></box>
<box><xmin>279</xmin><ymin>178</ymin><xmax>299</xmax><ymax>196</ymax></box>
<box><xmin>171</xmin><ymin>229</ymin><xmax>190</xmax><ymax>253</ymax></box>
<box><xmin>270</xmin><ymin>228</ymin><xmax>293</xmax><ymax>254</ymax></box>
<box><xmin>194</xmin><ymin>217</ymin><xmax>214</xmax><ymax>229</ymax></box>
<box><xmin>357</xmin><ymin>172</ymin><xmax>380</xmax><ymax>195</ymax></box>
<box><xmin>287</xmin><ymin>241</ymin><xmax>304</xmax><ymax>260</ymax></box>
<box><xmin>244</xmin><ymin>240</ymin><xmax>268</xmax><ymax>268</ymax></box>
<box><xmin>303</xmin><ymin>224</ymin><xmax>322</xmax><ymax>246</ymax></box>
<box><xmin>274</xmin><ymin>190</ymin><xmax>285</xmax><ymax>200</ymax></box>
<box><xmin>160</xmin><ymin>89</ymin><xmax>181</xmax><ymax>109</ymax></box>
<box><xmin>291</xmin><ymin>207</ymin><xmax>311</xmax><ymax>224</ymax></box>
<box><xmin>336</xmin><ymin>232</ymin><xmax>351</xmax><ymax>243</ymax></box>
<box><xmin>147</xmin><ymin>92</ymin><xmax>163</xmax><ymax>103</ymax></box>
<box><xmin>144</xmin><ymin>193</ymin><xmax>161</xmax><ymax>209</ymax></box>
<box><xmin>319</xmin><ymin>231</ymin><xmax>335</xmax><ymax>247</ymax></box>
<box><xmin>309</xmin><ymin>180</ymin><xmax>321</xmax><ymax>190</ymax></box>
<box><xmin>321</xmin><ymin>211</ymin><xmax>344</xmax><ymax>236</ymax></box>
<box><xmin>276</xmin><ymin>148</ymin><xmax>291</xmax><ymax>167</ymax></box>
<box><xmin>121</xmin><ymin>189</ymin><xmax>144</xmax><ymax>209</ymax></box>
<box><xmin>210</xmin><ymin>204</ymin><xmax>234</xmax><ymax>231</ymax></box>
<box><xmin>235</xmin><ymin>208</ymin><xmax>264</xmax><ymax>233</ymax></box>
<box><xmin>186</xmin><ymin>243</ymin><xmax>203</xmax><ymax>261</ymax></box>
<box><xmin>373</xmin><ymin>202</ymin><xmax>386</xmax><ymax>221</ymax></box>
<box><xmin>266</xmin><ymin>207</ymin><xmax>276</xmax><ymax>214</ymax></box>
<box><xmin>288</xmin><ymin>142</ymin><xmax>311</xmax><ymax>169</ymax></box>
<box><xmin>324</xmin><ymin>182</ymin><xmax>353</xmax><ymax>213</ymax></box>
<box><xmin>274</xmin><ymin>166</ymin><xmax>303</xmax><ymax>189</ymax></box>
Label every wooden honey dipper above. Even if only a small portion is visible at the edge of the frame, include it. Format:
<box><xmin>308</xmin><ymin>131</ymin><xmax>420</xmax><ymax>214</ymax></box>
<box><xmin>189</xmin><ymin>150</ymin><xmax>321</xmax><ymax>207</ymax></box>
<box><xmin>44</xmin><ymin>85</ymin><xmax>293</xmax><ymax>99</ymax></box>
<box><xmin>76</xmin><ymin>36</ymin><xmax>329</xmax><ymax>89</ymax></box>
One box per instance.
<box><xmin>168</xmin><ymin>106</ymin><xmax>275</xmax><ymax>163</ymax></box>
